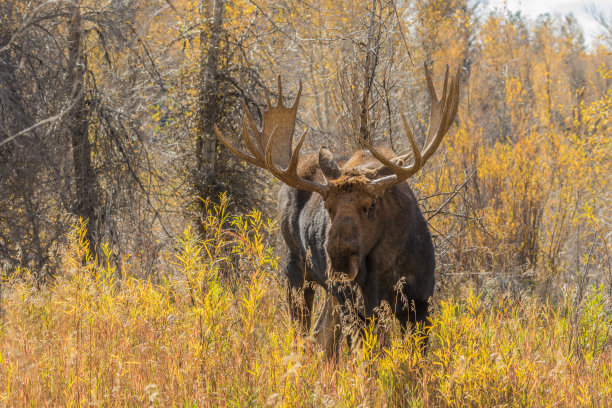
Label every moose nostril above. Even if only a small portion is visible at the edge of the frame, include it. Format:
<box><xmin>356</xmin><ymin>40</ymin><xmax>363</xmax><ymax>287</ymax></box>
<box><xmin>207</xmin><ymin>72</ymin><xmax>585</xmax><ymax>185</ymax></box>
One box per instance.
<box><xmin>327</xmin><ymin>242</ymin><xmax>359</xmax><ymax>264</ymax></box>
<box><xmin>345</xmin><ymin>241</ymin><xmax>359</xmax><ymax>255</ymax></box>
<box><xmin>328</xmin><ymin>249</ymin><xmax>359</xmax><ymax>276</ymax></box>
<box><xmin>327</xmin><ymin>220</ymin><xmax>360</xmax><ymax>259</ymax></box>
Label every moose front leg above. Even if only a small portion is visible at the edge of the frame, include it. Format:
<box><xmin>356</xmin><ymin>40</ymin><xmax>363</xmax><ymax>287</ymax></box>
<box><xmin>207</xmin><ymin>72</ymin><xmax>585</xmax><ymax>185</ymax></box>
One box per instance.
<box><xmin>330</xmin><ymin>279</ymin><xmax>367</xmax><ymax>352</ymax></box>
<box><xmin>396</xmin><ymin>294</ymin><xmax>431</xmax><ymax>352</ymax></box>
<box><xmin>313</xmin><ymin>292</ymin><xmax>341</xmax><ymax>358</ymax></box>
<box><xmin>407</xmin><ymin>297</ymin><xmax>431</xmax><ymax>351</ymax></box>
<box><xmin>285</xmin><ymin>255</ymin><xmax>315</xmax><ymax>335</ymax></box>
<box><xmin>287</xmin><ymin>285</ymin><xmax>315</xmax><ymax>335</ymax></box>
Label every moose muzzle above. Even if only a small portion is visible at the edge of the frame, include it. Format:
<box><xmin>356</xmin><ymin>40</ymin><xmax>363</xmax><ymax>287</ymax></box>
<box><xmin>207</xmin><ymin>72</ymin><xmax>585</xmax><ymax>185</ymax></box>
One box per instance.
<box><xmin>327</xmin><ymin>220</ymin><xmax>360</xmax><ymax>280</ymax></box>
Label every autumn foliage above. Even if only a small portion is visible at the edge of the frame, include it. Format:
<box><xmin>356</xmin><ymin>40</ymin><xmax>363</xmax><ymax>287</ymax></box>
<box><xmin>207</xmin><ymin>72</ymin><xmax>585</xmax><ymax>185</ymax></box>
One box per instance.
<box><xmin>1</xmin><ymin>202</ymin><xmax>610</xmax><ymax>406</ymax></box>
<box><xmin>0</xmin><ymin>0</ymin><xmax>611</xmax><ymax>406</ymax></box>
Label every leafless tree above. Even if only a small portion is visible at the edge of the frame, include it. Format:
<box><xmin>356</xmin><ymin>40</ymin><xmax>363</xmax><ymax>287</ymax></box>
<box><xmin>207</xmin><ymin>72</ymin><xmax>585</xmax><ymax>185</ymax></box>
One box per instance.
<box><xmin>0</xmin><ymin>0</ymin><xmax>170</xmax><ymax>274</ymax></box>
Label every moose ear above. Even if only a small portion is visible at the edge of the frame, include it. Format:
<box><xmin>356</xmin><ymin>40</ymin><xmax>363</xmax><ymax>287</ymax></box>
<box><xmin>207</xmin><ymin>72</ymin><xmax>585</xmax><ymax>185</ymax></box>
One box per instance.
<box><xmin>319</xmin><ymin>147</ymin><xmax>341</xmax><ymax>181</ymax></box>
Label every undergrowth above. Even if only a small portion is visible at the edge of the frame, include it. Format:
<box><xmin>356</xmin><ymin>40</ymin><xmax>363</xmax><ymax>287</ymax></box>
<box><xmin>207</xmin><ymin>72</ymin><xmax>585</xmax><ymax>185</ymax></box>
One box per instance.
<box><xmin>0</xmin><ymin>200</ymin><xmax>609</xmax><ymax>407</ymax></box>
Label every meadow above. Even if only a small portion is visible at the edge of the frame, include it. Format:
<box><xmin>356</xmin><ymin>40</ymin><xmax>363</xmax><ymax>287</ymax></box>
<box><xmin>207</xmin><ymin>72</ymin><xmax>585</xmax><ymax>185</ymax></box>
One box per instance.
<box><xmin>1</xmin><ymin>0</ymin><xmax>611</xmax><ymax>406</ymax></box>
<box><xmin>1</xmin><ymin>199</ymin><xmax>609</xmax><ymax>407</ymax></box>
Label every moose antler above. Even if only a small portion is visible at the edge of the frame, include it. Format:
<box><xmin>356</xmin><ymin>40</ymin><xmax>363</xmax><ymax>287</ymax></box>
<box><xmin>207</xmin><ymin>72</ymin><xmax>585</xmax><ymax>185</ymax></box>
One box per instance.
<box><xmin>214</xmin><ymin>76</ymin><xmax>327</xmax><ymax>195</ymax></box>
<box><xmin>363</xmin><ymin>63</ymin><xmax>461</xmax><ymax>190</ymax></box>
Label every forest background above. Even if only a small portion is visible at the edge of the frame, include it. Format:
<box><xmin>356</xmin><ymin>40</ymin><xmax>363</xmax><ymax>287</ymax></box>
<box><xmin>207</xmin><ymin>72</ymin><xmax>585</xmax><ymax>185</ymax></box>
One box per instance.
<box><xmin>0</xmin><ymin>0</ymin><xmax>610</xmax><ymax>406</ymax></box>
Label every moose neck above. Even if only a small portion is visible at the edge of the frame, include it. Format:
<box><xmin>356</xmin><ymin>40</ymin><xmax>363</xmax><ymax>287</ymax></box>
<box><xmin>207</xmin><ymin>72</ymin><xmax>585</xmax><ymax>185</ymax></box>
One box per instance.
<box><xmin>367</xmin><ymin>184</ymin><xmax>421</xmax><ymax>273</ymax></box>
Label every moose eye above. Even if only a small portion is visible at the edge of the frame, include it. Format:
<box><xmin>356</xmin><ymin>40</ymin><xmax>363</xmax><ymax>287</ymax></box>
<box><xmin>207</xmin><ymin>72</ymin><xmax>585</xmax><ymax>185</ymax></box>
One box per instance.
<box><xmin>363</xmin><ymin>202</ymin><xmax>376</xmax><ymax>217</ymax></box>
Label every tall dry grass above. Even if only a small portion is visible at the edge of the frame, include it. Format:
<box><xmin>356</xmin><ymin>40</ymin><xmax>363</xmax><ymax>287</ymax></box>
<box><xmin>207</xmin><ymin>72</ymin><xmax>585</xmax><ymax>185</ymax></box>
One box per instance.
<box><xmin>1</xmin><ymin>198</ymin><xmax>609</xmax><ymax>407</ymax></box>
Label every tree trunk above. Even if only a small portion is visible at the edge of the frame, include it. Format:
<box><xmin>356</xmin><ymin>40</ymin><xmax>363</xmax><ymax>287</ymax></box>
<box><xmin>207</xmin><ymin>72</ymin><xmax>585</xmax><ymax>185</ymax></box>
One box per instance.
<box><xmin>195</xmin><ymin>0</ymin><xmax>224</xmax><ymax>204</ymax></box>
<box><xmin>358</xmin><ymin>0</ymin><xmax>380</xmax><ymax>146</ymax></box>
<box><xmin>66</xmin><ymin>4</ymin><xmax>98</xmax><ymax>256</ymax></box>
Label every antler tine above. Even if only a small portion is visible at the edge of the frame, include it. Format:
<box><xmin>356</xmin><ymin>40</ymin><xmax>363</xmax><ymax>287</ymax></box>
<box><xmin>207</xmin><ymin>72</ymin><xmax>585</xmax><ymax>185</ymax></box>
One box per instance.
<box><xmin>292</xmin><ymin>79</ymin><xmax>303</xmax><ymax>109</ymax></box>
<box><xmin>264</xmin><ymin>86</ymin><xmax>273</xmax><ymax>109</ymax></box>
<box><xmin>399</xmin><ymin>111</ymin><xmax>422</xmax><ymax>171</ymax></box>
<box><xmin>240</xmin><ymin>100</ymin><xmax>267</xmax><ymax>163</ymax></box>
<box><xmin>215</xmin><ymin>93</ymin><xmax>285</xmax><ymax>168</ymax></box>
<box><xmin>215</xmin><ymin>76</ymin><xmax>327</xmax><ymax>195</ymax></box>
<box><xmin>448</xmin><ymin>66</ymin><xmax>461</xmax><ymax>129</ymax></box>
<box><xmin>214</xmin><ymin>122</ymin><xmax>261</xmax><ymax>167</ymax></box>
<box><xmin>265</xmin><ymin>126</ymin><xmax>327</xmax><ymax>195</ymax></box>
<box><xmin>367</xmin><ymin>63</ymin><xmax>461</xmax><ymax>191</ymax></box>
<box><xmin>423</xmin><ymin>64</ymin><xmax>449</xmax><ymax>152</ymax></box>
<box><xmin>241</xmin><ymin>101</ymin><xmax>265</xmax><ymax>162</ymax></box>
<box><xmin>362</xmin><ymin>112</ymin><xmax>423</xmax><ymax>189</ymax></box>
<box><xmin>424</xmin><ymin>61</ymin><xmax>438</xmax><ymax>102</ymax></box>
<box><xmin>360</xmin><ymin>111</ymin><xmax>422</xmax><ymax>176</ymax></box>
<box><xmin>421</xmin><ymin>65</ymin><xmax>460</xmax><ymax>163</ymax></box>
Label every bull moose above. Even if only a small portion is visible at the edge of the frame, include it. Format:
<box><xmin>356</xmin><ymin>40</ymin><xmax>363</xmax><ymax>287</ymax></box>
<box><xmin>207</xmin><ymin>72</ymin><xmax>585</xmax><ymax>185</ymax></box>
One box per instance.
<box><xmin>215</xmin><ymin>63</ymin><xmax>460</xmax><ymax>356</ymax></box>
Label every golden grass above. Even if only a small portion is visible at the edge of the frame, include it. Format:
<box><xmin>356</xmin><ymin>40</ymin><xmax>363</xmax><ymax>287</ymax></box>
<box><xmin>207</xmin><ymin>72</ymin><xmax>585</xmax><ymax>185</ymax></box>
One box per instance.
<box><xmin>0</xmin><ymin>206</ymin><xmax>610</xmax><ymax>407</ymax></box>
